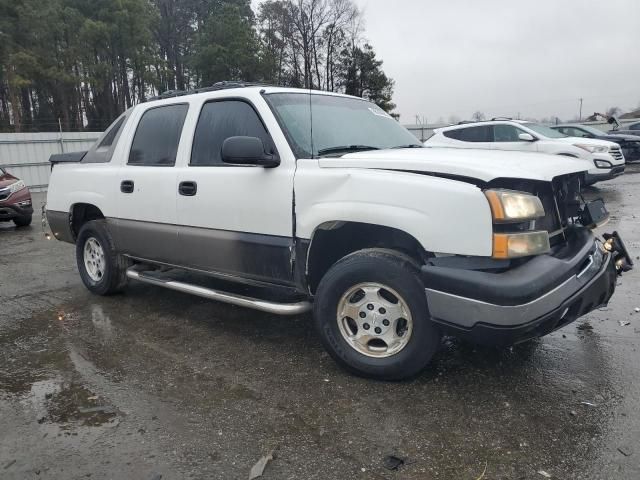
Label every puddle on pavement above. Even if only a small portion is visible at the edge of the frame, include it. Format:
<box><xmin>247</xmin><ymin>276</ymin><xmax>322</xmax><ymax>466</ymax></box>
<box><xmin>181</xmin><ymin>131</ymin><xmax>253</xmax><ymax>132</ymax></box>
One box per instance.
<box><xmin>1</xmin><ymin>305</ymin><xmax>120</xmax><ymax>436</ymax></box>
<box><xmin>26</xmin><ymin>379</ymin><xmax>118</xmax><ymax>428</ymax></box>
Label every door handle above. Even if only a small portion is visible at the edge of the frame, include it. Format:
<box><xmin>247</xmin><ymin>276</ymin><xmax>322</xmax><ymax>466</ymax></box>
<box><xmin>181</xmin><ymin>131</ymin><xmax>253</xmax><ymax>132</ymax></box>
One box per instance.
<box><xmin>121</xmin><ymin>180</ymin><xmax>134</xmax><ymax>193</ymax></box>
<box><xmin>179</xmin><ymin>181</ymin><xmax>197</xmax><ymax>196</ymax></box>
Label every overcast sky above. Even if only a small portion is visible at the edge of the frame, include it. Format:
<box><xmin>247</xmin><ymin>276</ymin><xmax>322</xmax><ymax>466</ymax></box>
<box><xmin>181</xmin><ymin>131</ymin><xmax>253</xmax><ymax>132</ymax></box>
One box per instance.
<box><xmin>254</xmin><ymin>0</ymin><xmax>640</xmax><ymax>124</ymax></box>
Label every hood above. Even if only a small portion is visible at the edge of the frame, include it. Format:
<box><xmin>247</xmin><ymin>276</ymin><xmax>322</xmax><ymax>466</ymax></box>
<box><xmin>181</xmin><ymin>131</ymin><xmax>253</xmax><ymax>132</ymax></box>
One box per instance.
<box><xmin>554</xmin><ymin>137</ymin><xmax>618</xmax><ymax>148</ymax></box>
<box><xmin>603</xmin><ymin>133</ymin><xmax>640</xmax><ymax>142</ymax></box>
<box><xmin>609</xmin><ymin>129</ymin><xmax>640</xmax><ymax>137</ymax></box>
<box><xmin>0</xmin><ymin>170</ymin><xmax>19</xmax><ymax>189</ymax></box>
<box><xmin>318</xmin><ymin>147</ymin><xmax>591</xmax><ymax>183</ymax></box>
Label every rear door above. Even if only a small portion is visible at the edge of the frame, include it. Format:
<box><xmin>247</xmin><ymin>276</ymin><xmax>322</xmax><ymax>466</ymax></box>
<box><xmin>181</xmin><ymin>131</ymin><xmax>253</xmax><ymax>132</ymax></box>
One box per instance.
<box><xmin>115</xmin><ymin>103</ymin><xmax>189</xmax><ymax>263</ymax></box>
<box><xmin>175</xmin><ymin>98</ymin><xmax>295</xmax><ymax>285</ymax></box>
<box><xmin>443</xmin><ymin>125</ymin><xmax>494</xmax><ymax>150</ymax></box>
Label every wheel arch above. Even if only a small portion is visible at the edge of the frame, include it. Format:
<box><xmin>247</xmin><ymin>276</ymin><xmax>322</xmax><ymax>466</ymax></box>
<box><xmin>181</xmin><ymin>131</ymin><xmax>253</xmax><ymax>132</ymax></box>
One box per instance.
<box><xmin>70</xmin><ymin>202</ymin><xmax>106</xmax><ymax>240</ymax></box>
<box><xmin>303</xmin><ymin>221</ymin><xmax>429</xmax><ymax>294</ymax></box>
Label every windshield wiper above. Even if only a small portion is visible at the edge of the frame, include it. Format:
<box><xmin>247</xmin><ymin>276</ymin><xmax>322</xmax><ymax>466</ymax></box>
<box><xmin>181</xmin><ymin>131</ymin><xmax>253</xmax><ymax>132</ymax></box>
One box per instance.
<box><xmin>391</xmin><ymin>144</ymin><xmax>424</xmax><ymax>149</ymax></box>
<box><xmin>317</xmin><ymin>145</ymin><xmax>380</xmax><ymax>156</ymax></box>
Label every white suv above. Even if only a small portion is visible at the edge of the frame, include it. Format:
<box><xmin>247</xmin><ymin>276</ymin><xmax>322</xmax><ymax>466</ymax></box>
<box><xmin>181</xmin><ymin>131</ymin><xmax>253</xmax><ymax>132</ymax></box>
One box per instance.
<box><xmin>44</xmin><ymin>84</ymin><xmax>632</xmax><ymax>380</ymax></box>
<box><xmin>426</xmin><ymin>119</ymin><xmax>625</xmax><ymax>185</ymax></box>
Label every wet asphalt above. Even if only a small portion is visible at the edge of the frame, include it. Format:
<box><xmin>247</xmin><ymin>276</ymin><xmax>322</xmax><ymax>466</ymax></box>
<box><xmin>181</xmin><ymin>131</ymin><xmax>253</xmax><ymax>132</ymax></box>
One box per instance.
<box><xmin>1</xmin><ymin>167</ymin><xmax>639</xmax><ymax>480</ymax></box>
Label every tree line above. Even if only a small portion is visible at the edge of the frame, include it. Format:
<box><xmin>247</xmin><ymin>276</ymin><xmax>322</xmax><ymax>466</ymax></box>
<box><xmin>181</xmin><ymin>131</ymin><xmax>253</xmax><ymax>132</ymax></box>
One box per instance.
<box><xmin>0</xmin><ymin>0</ymin><xmax>396</xmax><ymax>133</ymax></box>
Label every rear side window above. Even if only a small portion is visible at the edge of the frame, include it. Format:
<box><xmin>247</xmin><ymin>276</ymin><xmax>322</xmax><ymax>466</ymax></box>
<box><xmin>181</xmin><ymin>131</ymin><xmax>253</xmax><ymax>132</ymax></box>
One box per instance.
<box><xmin>99</xmin><ymin>116</ymin><xmax>125</xmax><ymax>148</ymax></box>
<box><xmin>443</xmin><ymin>125</ymin><xmax>492</xmax><ymax>142</ymax></box>
<box><xmin>630</xmin><ymin>122</ymin><xmax>640</xmax><ymax>130</ymax></box>
<box><xmin>191</xmin><ymin>100</ymin><xmax>274</xmax><ymax>166</ymax></box>
<box><xmin>128</xmin><ymin>104</ymin><xmax>188</xmax><ymax>166</ymax></box>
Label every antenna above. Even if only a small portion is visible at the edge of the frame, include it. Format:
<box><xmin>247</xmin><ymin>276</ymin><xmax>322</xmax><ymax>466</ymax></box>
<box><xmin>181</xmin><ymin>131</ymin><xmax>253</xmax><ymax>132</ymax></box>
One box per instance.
<box><xmin>309</xmin><ymin>80</ymin><xmax>314</xmax><ymax>159</ymax></box>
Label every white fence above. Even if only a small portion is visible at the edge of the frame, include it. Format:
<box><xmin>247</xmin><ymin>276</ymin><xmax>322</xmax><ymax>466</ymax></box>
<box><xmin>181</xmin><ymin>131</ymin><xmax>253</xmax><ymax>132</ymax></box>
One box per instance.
<box><xmin>0</xmin><ymin>132</ymin><xmax>100</xmax><ymax>191</ymax></box>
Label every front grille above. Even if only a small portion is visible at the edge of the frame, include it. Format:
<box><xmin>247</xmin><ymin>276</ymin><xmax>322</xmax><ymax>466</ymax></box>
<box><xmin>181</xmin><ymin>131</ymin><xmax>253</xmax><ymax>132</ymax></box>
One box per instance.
<box><xmin>609</xmin><ymin>146</ymin><xmax>624</xmax><ymax>161</ymax></box>
<box><xmin>533</xmin><ymin>191</ymin><xmax>562</xmax><ymax>238</ymax></box>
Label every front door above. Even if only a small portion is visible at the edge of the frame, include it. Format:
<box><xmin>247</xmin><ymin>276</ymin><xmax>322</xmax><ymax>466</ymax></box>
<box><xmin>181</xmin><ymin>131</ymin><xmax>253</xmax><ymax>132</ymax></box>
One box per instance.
<box><xmin>115</xmin><ymin>103</ymin><xmax>189</xmax><ymax>264</ymax></box>
<box><xmin>175</xmin><ymin>99</ymin><xmax>295</xmax><ymax>285</ymax></box>
<box><xmin>490</xmin><ymin>124</ymin><xmax>539</xmax><ymax>153</ymax></box>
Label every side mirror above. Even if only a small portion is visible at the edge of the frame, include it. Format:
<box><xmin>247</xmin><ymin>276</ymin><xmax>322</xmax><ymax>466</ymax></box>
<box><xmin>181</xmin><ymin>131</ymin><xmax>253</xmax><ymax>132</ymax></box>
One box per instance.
<box><xmin>221</xmin><ymin>136</ymin><xmax>280</xmax><ymax>168</ymax></box>
<box><xmin>518</xmin><ymin>133</ymin><xmax>535</xmax><ymax>142</ymax></box>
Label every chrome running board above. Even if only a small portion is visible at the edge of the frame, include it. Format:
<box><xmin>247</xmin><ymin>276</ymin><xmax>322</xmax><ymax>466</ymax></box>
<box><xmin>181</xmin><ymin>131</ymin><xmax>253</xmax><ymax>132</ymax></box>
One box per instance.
<box><xmin>126</xmin><ymin>268</ymin><xmax>312</xmax><ymax>316</ymax></box>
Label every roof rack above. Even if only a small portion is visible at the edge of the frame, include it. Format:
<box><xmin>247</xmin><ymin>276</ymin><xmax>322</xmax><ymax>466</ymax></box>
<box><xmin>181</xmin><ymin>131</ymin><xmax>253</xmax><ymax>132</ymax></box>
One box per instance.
<box><xmin>490</xmin><ymin>117</ymin><xmax>513</xmax><ymax>121</ymax></box>
<box><xmin>146</xmin><ymin>81</ymin><xmax>271</xmax><ymax>102</ymax></box>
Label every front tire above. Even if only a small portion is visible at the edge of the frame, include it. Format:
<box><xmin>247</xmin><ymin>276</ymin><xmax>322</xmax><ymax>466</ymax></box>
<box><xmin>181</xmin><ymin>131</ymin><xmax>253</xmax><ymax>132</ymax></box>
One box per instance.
<box><xmin>314</xmin><ymin>249</ymin><xmax>441</xmax><ymax>380</ymax></box>
<box><xmin>76</xmin><ymin>220</ymin><xmax>129</xmax><ymax>295</ymax></box>
<box><xmin>13</xmin><ymin>215</ymin><xmax>32</xmax><ymax>227</ymax></box>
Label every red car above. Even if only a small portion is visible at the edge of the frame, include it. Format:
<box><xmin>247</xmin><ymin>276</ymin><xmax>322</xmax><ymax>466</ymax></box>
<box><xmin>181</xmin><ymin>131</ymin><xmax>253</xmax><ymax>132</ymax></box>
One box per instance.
<box><xmin>0</xmin><ymin>167</ymin><xmax>33</xmax><ymax>227</ymax></box>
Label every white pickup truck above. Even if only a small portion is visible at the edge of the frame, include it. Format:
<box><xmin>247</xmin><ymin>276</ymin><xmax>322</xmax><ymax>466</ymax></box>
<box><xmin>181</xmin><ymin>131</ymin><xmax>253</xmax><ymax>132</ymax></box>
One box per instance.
<box><xmin>45</xmin><ymin>83</ymin><xmax>633</xmax><ymax>380</ymax></box>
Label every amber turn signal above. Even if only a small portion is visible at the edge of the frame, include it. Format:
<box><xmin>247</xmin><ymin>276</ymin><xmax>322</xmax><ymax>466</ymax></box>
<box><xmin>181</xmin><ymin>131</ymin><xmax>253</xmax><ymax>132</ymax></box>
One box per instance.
<box><xmin>493</xmin><ymin>231</ymin><xmax>550</xmax><ymax>259</ymax></box>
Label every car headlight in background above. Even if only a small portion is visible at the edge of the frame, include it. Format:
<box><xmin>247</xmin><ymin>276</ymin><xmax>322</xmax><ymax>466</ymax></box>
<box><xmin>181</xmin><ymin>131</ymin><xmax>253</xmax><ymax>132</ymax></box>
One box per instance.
<box><xmin>8</xmin><ymin>180</ymin><xmax>26</xmax><ymax>194</ymax></box>
<box><xmin>594</xmin><ymin>159</ymin><xmax>612</xmax><ymax>168</ymax></box>
<box><xmin>484</xmin><ymin>189</ymin><xmax>545</xmax><ymax>222</ymax></box>
<box><xmin>493</xmin><ymin>231</ymin><xmax>551</xmax><ymax>259</ymax></box>
<box><xmin>574</xmin><ymin>144</ymin><xmax>609</xmax><ymax>154</ymax></box>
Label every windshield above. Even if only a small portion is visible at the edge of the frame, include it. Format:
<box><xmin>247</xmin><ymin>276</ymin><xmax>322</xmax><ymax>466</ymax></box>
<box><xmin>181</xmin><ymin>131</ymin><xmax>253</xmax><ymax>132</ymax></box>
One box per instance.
<box><xmin>265</xmin><ymin>93</ymin><xmax>422</xmax><ymax>158</ymax></box>
<box><xmin>524</xmin><ymin>123</ymin><xmax>568</xmax><ymax>138</ymax></box>
<box><xmin>576</xmin><ymin>125</ymin><xmax>607</xmax><ymax>136</ymax></box>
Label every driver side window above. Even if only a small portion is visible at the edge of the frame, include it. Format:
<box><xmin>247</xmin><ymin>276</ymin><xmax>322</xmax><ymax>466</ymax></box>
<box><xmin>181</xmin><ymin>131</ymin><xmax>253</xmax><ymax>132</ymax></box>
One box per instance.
<box><xmin>190</xmin><ymin>100</ymin><xmax>275</xmax><ymax>166</ymax></box>
<box><xmin>492</xmin><ymin>124</ymin><xmax>525</xmax><ymax>142</ymax></box>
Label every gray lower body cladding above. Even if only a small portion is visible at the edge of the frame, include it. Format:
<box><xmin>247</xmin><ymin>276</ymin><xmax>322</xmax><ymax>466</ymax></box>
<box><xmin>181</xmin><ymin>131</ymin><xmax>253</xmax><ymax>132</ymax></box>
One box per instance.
<box><xmin>46</xmin><ymin>210</ymin><xmax>74</xmax><ymax>242</ymax></box>
<box><xmin>109</xmin><ymin>218</ymin><xmax>295</xmax><ymax>286</ymax></box>
<box><xmin>44</xmin><ymin>211</ymin><xmax>306</xmax><ymax>290</ymax></box>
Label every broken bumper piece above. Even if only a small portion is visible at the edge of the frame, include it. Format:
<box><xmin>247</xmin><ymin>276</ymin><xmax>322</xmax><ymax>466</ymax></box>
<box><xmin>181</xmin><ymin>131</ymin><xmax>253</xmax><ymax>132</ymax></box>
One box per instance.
<box><xmin>421</xmin><ymin>228</ymin><xmax>632</xmax><ymax>346</ymax></box>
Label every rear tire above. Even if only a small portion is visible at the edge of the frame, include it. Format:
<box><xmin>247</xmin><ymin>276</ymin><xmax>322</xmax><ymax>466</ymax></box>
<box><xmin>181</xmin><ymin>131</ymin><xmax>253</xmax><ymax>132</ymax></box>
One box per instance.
<box><xmin>76</xmin><ymin>220</ymin><xmax>129</xmax><ymax>295</ymax></box>
<box><xmin>314</xmin><ymin>249</ymin><xmax>441</xmax><ymax>380</ymax></box>
<box><xmin>13</xmin><ymin>215</ymin><xmax>32</xmax><ymax>227</ymax></box>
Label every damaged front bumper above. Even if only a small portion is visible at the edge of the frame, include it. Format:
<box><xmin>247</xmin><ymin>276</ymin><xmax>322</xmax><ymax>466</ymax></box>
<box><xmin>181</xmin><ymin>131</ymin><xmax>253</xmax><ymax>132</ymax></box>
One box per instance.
<box><xmin>422</xmin><ymin>228</ymin><xmax>632</xmax><ymax>346</ymax></box>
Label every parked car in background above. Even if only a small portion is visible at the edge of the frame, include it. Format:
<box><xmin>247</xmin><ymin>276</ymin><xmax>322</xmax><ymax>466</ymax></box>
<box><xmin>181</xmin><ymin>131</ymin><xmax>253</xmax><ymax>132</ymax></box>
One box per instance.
<box><xmin>610</xmin><ymin>120</ymin><xmax>640</xmax><ymax>137</ymax></box>
<box><xmin>551</xmin><ymin>124</ymin><xmax>640</xmax><ymax>162</ymax></box>
<box><xmin>43</xmin><ymin>83</ymin><xmax>633</xmax><ymax>380</ymax></box>
<box><xmin>426</xmin><ymin>119</ymin><xmax>625</xmax><ymax>185</ymax></box>
<box><xmin>0</xmin><ymin>167</ymin><xmax>33</xmax><ymax>227</ymax></box>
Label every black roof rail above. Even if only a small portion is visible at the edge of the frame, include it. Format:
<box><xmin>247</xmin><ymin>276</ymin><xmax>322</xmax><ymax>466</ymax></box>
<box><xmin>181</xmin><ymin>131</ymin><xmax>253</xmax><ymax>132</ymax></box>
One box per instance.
<box><xmin>146</xmin><ymin>81</ymin><xmax>274</xmax><ymax>102</ymax></box>
<box><xmin>193</xmin><ymin>81</ymin><xmax>269</xmax><ymax>93</ymax></box>
<box><xmin>456</xmin><ymin>120</ymin><xmax>474</xmax><ymax>125</ymax></box>
<box><xmin>491</xmin><ymin>117</ymin><xmax>513</xmax><ymax>121</ymax></box>
<box><xmin>147</xmin><ymin>89</ymin><xmax>188</xmax><ymax>101</ymax></box>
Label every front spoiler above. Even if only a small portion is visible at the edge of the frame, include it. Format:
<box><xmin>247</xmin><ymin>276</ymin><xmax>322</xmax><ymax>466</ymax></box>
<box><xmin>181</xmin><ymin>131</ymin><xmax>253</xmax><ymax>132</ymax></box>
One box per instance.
<box><xmin>0</xmin><ymin>203</ymin><xmax>33</xmax><ymax>220</ymax></box>
<box><xmin>585</xmin><ymin>165</ymin><xmax>625</xmax><ymax>185</ymax></box>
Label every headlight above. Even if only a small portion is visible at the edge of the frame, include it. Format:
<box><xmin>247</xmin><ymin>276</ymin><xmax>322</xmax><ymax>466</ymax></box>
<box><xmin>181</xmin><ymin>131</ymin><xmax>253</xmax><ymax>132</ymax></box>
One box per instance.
<box><xmin>594</xmin><ymin>159</ymin><xmax>612</xmax><ymax>168</ymax></box>
<box><xmin>8</xmin><ymin>180</ymin><xmax>26</xmax><ymax>194</ymax></box>
<box><xmin>484</xmin><ymin>189</ymin><xmax>545</xmax><ymax>223</ymax></box>
<box><xmin>574</xmin><ymin>144</ymin><xmax>608</xmax><ymax>154</ymax></box>
<box><xmin>493</xmin><ymin>231</ymin><xmax>550</xmax><ymax>259</ymax></box>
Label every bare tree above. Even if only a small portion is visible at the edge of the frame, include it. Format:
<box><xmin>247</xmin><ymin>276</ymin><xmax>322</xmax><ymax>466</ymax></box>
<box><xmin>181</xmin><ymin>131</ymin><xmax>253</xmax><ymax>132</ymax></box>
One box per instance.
<box><xmin>471</xmin><ymin>111</ymin><xmax>485</xmax><ymax>122</ymax></box>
